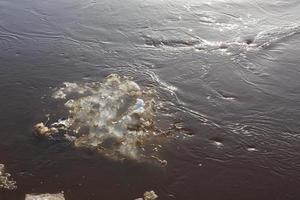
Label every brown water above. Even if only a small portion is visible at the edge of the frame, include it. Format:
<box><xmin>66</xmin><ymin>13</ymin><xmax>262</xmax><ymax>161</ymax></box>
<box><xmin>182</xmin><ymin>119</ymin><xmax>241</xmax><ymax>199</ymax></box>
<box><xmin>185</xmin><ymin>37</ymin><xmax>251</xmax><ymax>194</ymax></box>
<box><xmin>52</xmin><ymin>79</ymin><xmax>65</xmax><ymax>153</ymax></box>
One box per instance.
<box><xmin>1</xmin><ymin>0</ymin><xmax>300</xmax><ymax>199</ymax></box>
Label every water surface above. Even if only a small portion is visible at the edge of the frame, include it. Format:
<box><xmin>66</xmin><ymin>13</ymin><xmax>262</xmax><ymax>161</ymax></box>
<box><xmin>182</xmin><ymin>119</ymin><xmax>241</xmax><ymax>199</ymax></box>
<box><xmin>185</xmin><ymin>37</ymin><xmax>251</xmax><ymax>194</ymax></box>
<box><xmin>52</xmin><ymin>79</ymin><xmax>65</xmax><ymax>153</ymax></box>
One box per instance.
<box><xmin>1</xmin><ymin>0</ymin><xmax>300</xmax><ymax>199</ymax></box>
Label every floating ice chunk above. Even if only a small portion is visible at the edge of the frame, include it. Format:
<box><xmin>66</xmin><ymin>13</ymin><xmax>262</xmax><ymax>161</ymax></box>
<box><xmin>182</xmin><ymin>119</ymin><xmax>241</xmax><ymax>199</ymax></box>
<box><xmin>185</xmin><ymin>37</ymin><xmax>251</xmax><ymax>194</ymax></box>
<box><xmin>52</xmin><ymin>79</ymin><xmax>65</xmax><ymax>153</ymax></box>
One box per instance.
<box><xmin>0</xmin><ymin>164</ymin><xmax>17</xmax><ymax>190</ymax></box>
<box><xmin>55</xmin><ymin>75</ymin><xmax>157</xmax><ymax>159</ymax></box>
<box><xmin>64</xmin><ymin>134</ymin><xmax>77</xmax><ymax>142</ymax></box>
<box><xmin>25</xmin><ymin>192</ymin><xmax>65</xmax><ymax>200</ymax></box>
<box><xmin>36</xmin><ymin>74</ymin><xmax>170</xmax><ymax>163</ymax></box>
<box><xmin>135</xmin><ymin>190</ymin><xmax>158</xmax><ymax>200</ymax></box>
<box><xmin>133</xmin><ymin>99</ymin><xmax>145</xmax><ymax>113</ymax></box>
<box><xmin>119</xmin><ymin>80</ymin><xmax>141</xmax><ymax>92</ymax></box>
<box><xmin>144</xmin><ymin>191</ymin><xmax>158</xmax><ymax>200</ymax></box>
<box><xmin>33</xmin><ymin>122</ymin><xmax>58</xmax><ymax>137</ymax></box>
<box><xmin>52</xmin><ymin>81</ymin><xmax>94</xmax><ymax>99</ymax></box>
<box><xmin>52</xmin><ymin>90</ymin><xmax>66</xmax><ymax>99</ymax></box>
<box><xmin>34</xmin><ymin>122</ymin><xmax>50</xmax><ymax>136</ymax></box>
<box><xmin>150</xmin><ymin>156</ymin><xmax>167</xmax><ymax>166</ymax></box>
<box><xmin>51</xmin><ymin>118</ymin><xmax>72</xmax><ymax>128</ymax></box>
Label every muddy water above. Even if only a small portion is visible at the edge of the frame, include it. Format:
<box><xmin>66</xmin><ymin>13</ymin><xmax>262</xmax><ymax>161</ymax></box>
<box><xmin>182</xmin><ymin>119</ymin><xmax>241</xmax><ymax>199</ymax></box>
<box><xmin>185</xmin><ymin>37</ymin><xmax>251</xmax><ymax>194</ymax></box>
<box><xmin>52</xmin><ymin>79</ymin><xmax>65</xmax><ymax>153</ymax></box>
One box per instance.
<box><xmin>1</xmin><ymin>0</ymin><xmax>300</xmax><ymax>199</ymax></box>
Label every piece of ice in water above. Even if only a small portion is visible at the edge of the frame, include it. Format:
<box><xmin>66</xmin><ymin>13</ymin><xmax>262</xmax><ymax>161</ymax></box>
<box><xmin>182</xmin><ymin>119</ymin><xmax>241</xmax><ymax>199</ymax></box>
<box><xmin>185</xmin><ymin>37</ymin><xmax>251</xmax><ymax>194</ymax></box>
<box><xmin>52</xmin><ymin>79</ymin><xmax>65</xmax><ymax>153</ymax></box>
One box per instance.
<box><xmin>25</xmin><ymin>192</ymin><xmax>65</xmax><ymax>200</ymax></box>
<box><xmin>0</xmin><ymin>164</ymin><xmax>17</xmax><ymax>190</ymax></box>
<box><xmin>133</xmin><ymin>98</ymin><xmax>145</xmax><ymax>113</ymax></box>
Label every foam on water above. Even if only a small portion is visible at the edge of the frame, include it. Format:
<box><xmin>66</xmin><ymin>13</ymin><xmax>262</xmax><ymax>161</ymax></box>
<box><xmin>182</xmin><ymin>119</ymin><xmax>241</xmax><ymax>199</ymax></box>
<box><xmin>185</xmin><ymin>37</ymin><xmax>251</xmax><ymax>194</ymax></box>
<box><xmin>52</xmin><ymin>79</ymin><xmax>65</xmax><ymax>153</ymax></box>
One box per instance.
<box><xmin>50</xmin><ymin>74</ymin><xmax>167</xmax><ymax>163</ymax></box>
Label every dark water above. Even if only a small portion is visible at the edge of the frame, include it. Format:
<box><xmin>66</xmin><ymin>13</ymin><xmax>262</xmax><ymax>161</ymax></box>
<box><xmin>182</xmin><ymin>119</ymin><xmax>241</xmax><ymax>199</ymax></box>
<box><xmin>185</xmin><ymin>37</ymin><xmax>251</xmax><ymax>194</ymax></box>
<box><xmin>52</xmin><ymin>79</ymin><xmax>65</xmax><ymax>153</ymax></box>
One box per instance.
<box><xmin>1</xmin><ymin>0</ymin><xmax>300</xmax><ymax>199</ymax></box>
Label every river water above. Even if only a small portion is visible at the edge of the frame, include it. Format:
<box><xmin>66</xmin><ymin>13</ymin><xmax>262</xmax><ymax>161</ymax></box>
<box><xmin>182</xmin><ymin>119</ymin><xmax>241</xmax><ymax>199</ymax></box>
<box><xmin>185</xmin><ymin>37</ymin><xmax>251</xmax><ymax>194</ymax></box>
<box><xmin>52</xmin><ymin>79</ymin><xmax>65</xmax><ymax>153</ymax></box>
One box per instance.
<box><xmin>0</xmin><ymin>0</ymin><xmax>300</xmax><ymax>199</ymax></box>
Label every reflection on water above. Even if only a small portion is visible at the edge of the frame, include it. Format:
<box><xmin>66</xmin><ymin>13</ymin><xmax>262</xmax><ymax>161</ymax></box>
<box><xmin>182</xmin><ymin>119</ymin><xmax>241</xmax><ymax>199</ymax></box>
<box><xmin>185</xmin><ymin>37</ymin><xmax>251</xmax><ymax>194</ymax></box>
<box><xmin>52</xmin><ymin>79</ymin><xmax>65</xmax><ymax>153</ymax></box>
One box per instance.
<box><xmin>0</xmin><ymin>0</ymin><xmax>300</xmax><ymax>199</ymax></box>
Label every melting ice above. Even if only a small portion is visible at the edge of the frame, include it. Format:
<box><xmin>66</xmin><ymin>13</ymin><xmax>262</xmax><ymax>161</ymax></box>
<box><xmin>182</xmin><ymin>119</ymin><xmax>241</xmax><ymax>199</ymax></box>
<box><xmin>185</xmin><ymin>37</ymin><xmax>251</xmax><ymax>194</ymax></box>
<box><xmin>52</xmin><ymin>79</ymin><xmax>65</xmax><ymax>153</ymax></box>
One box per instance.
<box><xmin>37</xmin><ymin>74</ymin><xmax>167</xmax><ymax>163</ymax></box>
<box><xmin>25</xmin><ymin>192</ymin><xmax>65</xmax><ymax>200</ymax></box>
<box><xmin>0</xmin><ymin>164</ymin><xmax>17</xmax><ymax>190</ymax></box>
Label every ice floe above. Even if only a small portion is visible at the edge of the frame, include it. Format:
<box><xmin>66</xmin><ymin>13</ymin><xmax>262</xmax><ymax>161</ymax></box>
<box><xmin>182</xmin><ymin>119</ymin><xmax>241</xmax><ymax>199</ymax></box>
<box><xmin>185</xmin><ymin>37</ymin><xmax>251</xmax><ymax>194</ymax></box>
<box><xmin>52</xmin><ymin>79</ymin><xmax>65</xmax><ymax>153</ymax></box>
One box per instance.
<box><xmin>25</xmin><ymin>192</ymin><xmax>65</xmax><ymax>200</ymax></box>
<box><xmin>0</xmin><ymin>164</ymin><xmax>17</xmax><ymax>190</ymax></box>
<box><xmin>35</xmin><ymin>74</ymin><xmax>171</xmax><ymax>165</ymax></box>
<box><xmin>135</xmin><ymin>190</ymin><xmax>158</xmax><ymax>200</ymax></box>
